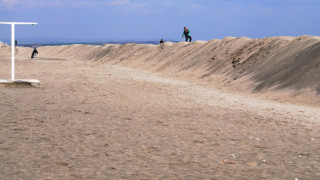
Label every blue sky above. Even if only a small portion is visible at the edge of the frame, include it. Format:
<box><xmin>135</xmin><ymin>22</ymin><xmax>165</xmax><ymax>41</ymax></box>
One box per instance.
<box><xmin>0</xmin><ymin>0</ymin><xmax>320</xmax><ymax>41</ymax></box>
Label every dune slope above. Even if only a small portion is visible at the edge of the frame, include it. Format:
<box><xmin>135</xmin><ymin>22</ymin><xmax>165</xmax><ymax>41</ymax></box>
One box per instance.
<box><xmin>4</xmin><ymin>35</ymin><xmax>320</xmax><ymax>104</ymax></box>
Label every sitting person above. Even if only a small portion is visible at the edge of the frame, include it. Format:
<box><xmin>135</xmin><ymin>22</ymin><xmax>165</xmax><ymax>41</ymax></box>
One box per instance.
<box><xmin>31</xmin><ymin>47</ymin><xmax>38</xmax><ymax>59</ymax></box>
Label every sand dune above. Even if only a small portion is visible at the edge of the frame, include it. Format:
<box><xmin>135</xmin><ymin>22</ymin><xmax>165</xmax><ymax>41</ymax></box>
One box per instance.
<box><xmin>2</xmin><ymin>35</ymin><xmax>320</xmax><ymax>105</ymax></box>
<box><xmin>20</xmin><ymin>35</ymin><xmax>318</xmax><ymax>105</ymax></box>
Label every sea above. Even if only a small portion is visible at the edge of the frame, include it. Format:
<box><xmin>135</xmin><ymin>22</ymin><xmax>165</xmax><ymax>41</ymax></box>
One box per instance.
<box><xmin>21</xmin><ymin>41</ymin><xmax>165</xmax><ymax>48</ymax></box>
<box><xmin>0</xmin><ymin>39</ymin><xmax>179</xmax><ymax>48</ymax></box>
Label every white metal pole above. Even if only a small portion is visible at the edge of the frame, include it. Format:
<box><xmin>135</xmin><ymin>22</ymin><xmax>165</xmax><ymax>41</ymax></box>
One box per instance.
<box><xmin>0</xmin><ymin>22</ymin><xmax>37</xmax><ymax>81</ymax></box>
<box><xmin>11</xmin><ymin>23</ymin><xmax>15</xmax><ymax>81</ymax></box>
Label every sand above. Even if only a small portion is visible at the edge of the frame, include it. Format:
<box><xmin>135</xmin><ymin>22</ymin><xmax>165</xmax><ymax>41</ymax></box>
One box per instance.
<box><xmin>1</xmin><ymin>36</ymin><xmax>320</xmax><ymax>179</ymax></box>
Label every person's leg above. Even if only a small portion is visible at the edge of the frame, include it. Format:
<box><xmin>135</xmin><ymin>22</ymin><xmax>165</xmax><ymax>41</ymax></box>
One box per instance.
<box><xmin>185</xmin><ymin>37</ymin><xmax>188</xmax><ymax>42</ymax></box>
<box><xmin>189</xmin><ymin>36</ymin><xmax>192</xmax><ymax>42</ymax></box>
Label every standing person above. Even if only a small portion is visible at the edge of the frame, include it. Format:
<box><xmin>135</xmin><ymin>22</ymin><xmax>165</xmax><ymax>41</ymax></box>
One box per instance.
<box><xmin>31</xmin><ymin>47</ymin><xmax>38</xmax><ymax>59</ymax></box>
<box><xmin>182</xmin><ymin>27</ymin><xmax>192</xmax><ymax>42</ymax></box>
<box><xmin>159</xmin><ymin>38</ymin><xmax>165</xmax><ymax>49</ymax></box>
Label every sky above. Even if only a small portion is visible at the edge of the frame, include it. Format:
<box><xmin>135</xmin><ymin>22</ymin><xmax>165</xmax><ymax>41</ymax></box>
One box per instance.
<box><xmin>0</xmin><ymin>0</ymin><xmax>320</xmax><ymax>42</ymax></box>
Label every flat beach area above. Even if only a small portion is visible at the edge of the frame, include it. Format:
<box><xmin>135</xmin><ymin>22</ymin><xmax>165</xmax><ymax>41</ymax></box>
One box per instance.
<box><xmin>1</xmin><ymin>38</ymin><xmax>320</xmax><ymax>179</ymax></box>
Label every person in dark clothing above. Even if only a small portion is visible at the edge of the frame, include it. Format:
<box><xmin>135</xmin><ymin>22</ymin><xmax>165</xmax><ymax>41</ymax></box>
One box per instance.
<box><xmin>31</xmin><ymin>47</ymin><xmax>38</xmax><ymax>59</ymax></box>
<box><xmin>160</xmin><ymin>38</ymin><xmax>164</xmax><ymax>44</ymax></box>
<box><xmin>182</xmin><ymin>27</ymin><xmax>192</xmax><ymax>42</ymax></box>
<box><xmin>15</xmin><ymin>40</ymin><xmax>17</xmax><ymax>46</ymax></box>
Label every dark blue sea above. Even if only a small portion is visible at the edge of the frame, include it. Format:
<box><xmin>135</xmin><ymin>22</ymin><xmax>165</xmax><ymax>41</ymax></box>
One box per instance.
<box><xmin>19</xmin><ymin>40</ymin><xmax>178</xmax><ymax>48</ymax></box>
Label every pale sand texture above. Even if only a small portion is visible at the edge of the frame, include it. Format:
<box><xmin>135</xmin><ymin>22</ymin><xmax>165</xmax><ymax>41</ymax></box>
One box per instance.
<box><xmin>1</xmin><ymin>36</ymin><xmax>320</xmax><ymax>179</ymax></box>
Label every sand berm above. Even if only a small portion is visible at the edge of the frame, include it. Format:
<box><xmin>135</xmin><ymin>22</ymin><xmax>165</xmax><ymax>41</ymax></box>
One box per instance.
<box><xmin>2</xmin><ymin>35</ymin><xmax>320</xmax><ymax>103</ymax></box>
<box><xmin>36</xmin><ymin>36</ymin><xmax>320</xmax><ymax>103</ymax></box>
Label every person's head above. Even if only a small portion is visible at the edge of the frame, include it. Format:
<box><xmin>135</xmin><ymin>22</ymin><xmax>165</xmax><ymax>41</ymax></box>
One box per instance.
<box><xmin>184</xmin><ymin>27</ymin><xmax>187</xmax><ymax>29</ymax></box>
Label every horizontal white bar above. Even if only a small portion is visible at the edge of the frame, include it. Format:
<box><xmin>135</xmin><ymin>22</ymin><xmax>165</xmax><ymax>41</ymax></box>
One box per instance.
<box><xmin>0</xmin><ymin>22</ymin><xmax>37</xmax><ymax>25</ymax></box>
<box><xmin>0</xmin><ymin>79</ymin><xmax>40</xmax><ymax>84</ymax></box>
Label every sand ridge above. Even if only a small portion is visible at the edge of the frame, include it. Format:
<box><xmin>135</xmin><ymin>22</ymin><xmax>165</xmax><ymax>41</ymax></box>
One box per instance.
<box><xmin>17</xmin><ymin>35</ymin><xmax>318</xmax><ymax>105</ymax></box>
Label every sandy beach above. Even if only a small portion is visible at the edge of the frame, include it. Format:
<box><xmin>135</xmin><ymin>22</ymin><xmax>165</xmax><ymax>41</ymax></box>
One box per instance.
<box><xmin>1</xmin><ymin>37</ymin><xmax>320</xmax><ymax>179</ymax></box>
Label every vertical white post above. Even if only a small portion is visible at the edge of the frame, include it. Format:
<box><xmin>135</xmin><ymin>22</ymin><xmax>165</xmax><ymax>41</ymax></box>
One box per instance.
<box><xmin>11</xmin><ymin>24</ymin><xmax>15</xmax><ymax>81</ymax></box>
<box><xmin>0</xmin><ymin>22</ymin><xmax>37</xmax><ymax>82</ymax></box>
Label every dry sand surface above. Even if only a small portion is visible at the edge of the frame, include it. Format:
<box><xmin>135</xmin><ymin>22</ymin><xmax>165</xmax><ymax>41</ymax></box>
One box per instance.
<box><xmin>1</xmin><ymin>36</ymin><xmax>320</xmax><ymax>179</ymax></box>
